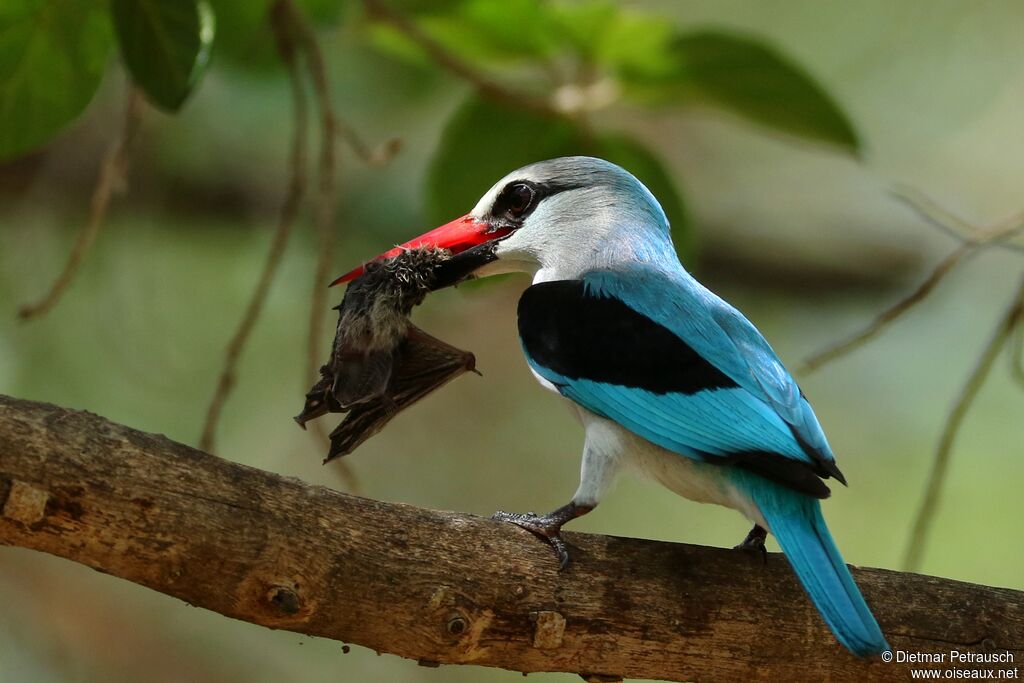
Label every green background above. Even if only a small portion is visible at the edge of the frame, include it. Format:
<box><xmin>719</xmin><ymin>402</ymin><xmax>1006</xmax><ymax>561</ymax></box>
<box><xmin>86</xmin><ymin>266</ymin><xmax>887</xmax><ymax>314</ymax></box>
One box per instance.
<box><xmin>2</xmin><ymin>1</ymin><xmax>1023</xmax><ymax>681</ymax></box>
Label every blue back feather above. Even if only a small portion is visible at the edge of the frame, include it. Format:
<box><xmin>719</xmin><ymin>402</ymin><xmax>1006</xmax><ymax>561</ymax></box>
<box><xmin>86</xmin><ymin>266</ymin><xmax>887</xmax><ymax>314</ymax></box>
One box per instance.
<box><xmin>583</xmin><ymin>264</ymin><xmax>836</xmax><ymax>465</ymax></box>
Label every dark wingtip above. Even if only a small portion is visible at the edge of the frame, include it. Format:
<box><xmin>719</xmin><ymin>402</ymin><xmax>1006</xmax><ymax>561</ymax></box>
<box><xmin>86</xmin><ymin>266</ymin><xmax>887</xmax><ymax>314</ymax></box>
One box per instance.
<box><xmin>822</xmin><ymin>459</ymin><xmax>848</xmax><ymax>487</ymax></box>
<box><xmin>789</xmin><ymin>429</ymin><xmax>847</xmax><ymax>487</ymax></box>
<box><xmin>726</xmin><ymin>451</ymin><xmax>832</xmax><ymax>499</ymax></box>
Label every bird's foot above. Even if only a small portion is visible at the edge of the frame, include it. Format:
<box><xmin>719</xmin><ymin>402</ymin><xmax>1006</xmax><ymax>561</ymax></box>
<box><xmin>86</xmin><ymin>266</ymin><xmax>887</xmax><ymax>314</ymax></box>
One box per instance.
<box><xmin>733</xmin><ymin>524</ymin><xmax>768</xmax><ymax>565</ymax></box>
<box><xmin>491</xmin><ymin>502</ymin><xmax>592</xmax><ymax>570</ymax></box>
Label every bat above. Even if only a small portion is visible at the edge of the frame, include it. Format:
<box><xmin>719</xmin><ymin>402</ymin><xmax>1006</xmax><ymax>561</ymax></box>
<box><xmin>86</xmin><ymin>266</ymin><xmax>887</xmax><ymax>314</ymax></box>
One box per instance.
<box><xmin>295</xmin><ymin>247</ymin><xmax>479</xmax><ymax>462</ymax></box>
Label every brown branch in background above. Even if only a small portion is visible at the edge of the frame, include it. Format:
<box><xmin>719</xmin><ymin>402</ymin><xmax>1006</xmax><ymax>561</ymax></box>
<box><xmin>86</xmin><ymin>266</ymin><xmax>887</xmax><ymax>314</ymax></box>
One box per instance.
<box><xmin>4</xmin><ymin>394</ymin><xmax>1024</xmax><ymax>683</ymax></box>
<box><xmin>902</xmin><ymin>276</ymin><xmax>1024</xmax><ymax>572</ymax></box>
<box><xmin>199</xmin><ymin>3</ymin><xmax>308</xmax><ymax>453</ymax></box>
<box><xmin>893</xmin><ymin>186</ymin><xmax>1024</xmax><ymax>254</ymax></box>
<box><xmin>1011</xmin><ymin>313</ymin><xmax>1024</xmax><ymax>389</ymax></box>
<box><xmin>285</xmin><ymin>0</ymin><xmax>339</xmax><ymax>391</ymax></box>
<box><xmin>800</xmin><ymin>246</ymin><xmax>974</xmax><ymax>374</ymax></box>
<box><xmin>361</xmin><ymin>0</ymin><xmax>557</xmax><ymax>115</ymax></box>
<box><xmin>17</xmin><ymin>87</ymin><xmax>145</xmax><ymax>320</ymax></box>
<box><xmin>283</xmin><ymin>0</ymin><xmax>362</xmax><ymax>492</ymax></box>
<box><xmin>334</xmin><ymin>117</ymin><xmax>402</xmax><ymax>165</ymax></box>
<box><xmin>800</xmin><ymin>199</ymin><xmax>1024</xmax><ymax>374</ymax></box>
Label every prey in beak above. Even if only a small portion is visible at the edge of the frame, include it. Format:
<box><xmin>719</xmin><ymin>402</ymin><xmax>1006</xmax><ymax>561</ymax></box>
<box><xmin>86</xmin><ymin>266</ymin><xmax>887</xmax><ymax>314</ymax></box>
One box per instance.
<box><xmin>296</xmin><ymin>246</ymin><xmax>480</xmax><ymax>461</ymax></box>
<box><xmin>302</xmin><ymin>186</ymin><xmax>533</xmax><ymax>460</ymax></box>
<box><xmin>330</xmin><ymin>214</ymin><xmax>512</xmax><ymax>287</ymax></box>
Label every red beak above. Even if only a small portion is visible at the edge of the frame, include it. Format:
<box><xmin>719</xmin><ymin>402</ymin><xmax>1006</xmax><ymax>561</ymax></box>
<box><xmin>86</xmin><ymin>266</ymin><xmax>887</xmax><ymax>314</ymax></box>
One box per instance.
<box><xmin>330</xmin><ymin>214</ymin><xmax>508</xmax><ymax>286</ymax></box>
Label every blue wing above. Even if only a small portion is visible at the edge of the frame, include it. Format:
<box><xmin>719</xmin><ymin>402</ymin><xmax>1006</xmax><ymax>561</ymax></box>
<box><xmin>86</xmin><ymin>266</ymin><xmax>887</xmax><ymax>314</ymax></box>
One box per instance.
<box><xmin>517</xmin><ymin>269</ymin><xmax>843</xmax><ymax>497</ymax></box>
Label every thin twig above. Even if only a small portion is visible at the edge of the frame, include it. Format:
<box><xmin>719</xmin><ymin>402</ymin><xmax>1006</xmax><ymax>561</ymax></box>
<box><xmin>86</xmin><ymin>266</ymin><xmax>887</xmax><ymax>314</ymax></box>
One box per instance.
<box><xmin>893</xmin><ymin>185</ymin><xmax>1024</xmax><ymax>254</ymax></box>
<box><xmin>800</xmin><ymin>246</ymin><xmax>973</xmax><ymax>374</ymax></box>
<box><xmin>334</xmin><ymin>116</ymin><xmax>402</xmax><ymax>165</ymax></box>
<box><xmin>17</xmin><ymin>87</ymin><xmax>145</xmax><ymax>320</ymax></box>
<box><xmin>902</xmin><ymin>275</ymin><xmax>1024</xmax><ymax>572</ymax></box>
<box><xmin>284</xmin><ymin>0</ymin><xmax>360</xmax><ymax>491</ymax></box>
<box><xmin>284</xmin><ymin>0</ymin><xmax>337</xmax><ymax>390</ymax></box>
<box><xmin>199</xmin><ymin>3</ymin><xmax>308</xmax><ymax>453</ymax></box>
<box><xmin>1012</xmin><ymin>313</ymin><xmax>1024</xmax><ymax>389</ymax></box>
<box><xmin>800</xmin><ymin>205</ymin><xmax>1024</xmax><ymax>374</ymax></box>
<box><xmin>360</xmin><ymin>0</ymin><xmax>557</xmax><ymax>115</ymax></box>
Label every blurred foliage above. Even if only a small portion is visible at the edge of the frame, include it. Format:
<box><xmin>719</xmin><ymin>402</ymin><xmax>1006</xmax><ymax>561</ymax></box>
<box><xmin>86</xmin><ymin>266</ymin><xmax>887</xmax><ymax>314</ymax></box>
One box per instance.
<box><xmin>3</xmin><ymin>1</ymin><xmax>1024</xmax><ymax>682</ymax></box>
<box><xmin>208</xmin><ymin>0</ymin><xmax>343</xmax><ymax>70</ymax></box>
<box><xmin>0</xmin><ymin>0</ymin><xmax>112</xmax><ymax>159</ymax></box>
<box><xmin>0</xmin><ymin>0</ymin><xmax>861</xmax><ymax>254</ymax></box>
<box><xmin>427</xmin><ymin>97</ymin><xmax>692</xmax><ymax>253</ymax></box>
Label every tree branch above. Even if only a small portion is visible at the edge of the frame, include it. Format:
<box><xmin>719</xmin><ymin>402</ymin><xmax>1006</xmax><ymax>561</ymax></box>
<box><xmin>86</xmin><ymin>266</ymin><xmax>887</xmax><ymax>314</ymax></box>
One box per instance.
<box><xmin>893</xmin><ymin>186</ymin><xmax>1024</xmax><ymax>254</ymax></box>
<box><xmin>800</xmin><ymin>199</ymin><xmax>1024</xmax><ymax>375</ymax></box>
<box><xmin>1</xmin><ymin>394</ymin><xmax>1022</xmax><ymax>682</ymax></box>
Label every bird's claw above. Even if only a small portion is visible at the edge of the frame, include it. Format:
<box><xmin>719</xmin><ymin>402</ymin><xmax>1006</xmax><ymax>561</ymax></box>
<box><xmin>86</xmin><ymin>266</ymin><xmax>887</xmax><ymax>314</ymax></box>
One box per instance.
<box><xmin>733</xmin><ymin>524</ymin><xmax>768</xmax><ymax>565</ymax></box>
<box><xmin>492</xmin><ymin>509</ymin><xmax>573</xmax><ymax>570</ymax></box>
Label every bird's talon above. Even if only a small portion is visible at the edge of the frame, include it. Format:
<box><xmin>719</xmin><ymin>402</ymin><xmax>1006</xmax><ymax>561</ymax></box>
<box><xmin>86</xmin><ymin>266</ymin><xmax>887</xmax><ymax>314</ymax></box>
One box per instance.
<box><xmin>734</xmin><ymin>524</ymin><xmax>768</xmax><ymax>565</ymax></box>
<box><xmin>491</xmin><ymin>508</ymin><xmax>576</xmax><ymax>568</ymax></box>
<box><xmin>550</xmin><ymin>535</ymin><xmax>571</xmax><ymax>571</ymax></box>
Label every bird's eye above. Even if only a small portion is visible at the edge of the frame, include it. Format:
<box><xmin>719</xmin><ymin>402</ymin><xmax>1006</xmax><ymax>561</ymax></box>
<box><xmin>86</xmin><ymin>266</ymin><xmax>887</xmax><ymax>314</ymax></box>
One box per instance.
<box><xmin>505</xmin><ymin>183</ymin><xmax>535</xmax><ymax>218</ymax></box>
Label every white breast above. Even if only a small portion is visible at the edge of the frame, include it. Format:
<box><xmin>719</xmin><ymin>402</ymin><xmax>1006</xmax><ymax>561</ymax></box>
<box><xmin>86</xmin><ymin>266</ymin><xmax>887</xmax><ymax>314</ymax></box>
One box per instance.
<box><xmin>582</xmin><ymin>409</ymin><xmax>767</xmax><ymax>528</ymax></box>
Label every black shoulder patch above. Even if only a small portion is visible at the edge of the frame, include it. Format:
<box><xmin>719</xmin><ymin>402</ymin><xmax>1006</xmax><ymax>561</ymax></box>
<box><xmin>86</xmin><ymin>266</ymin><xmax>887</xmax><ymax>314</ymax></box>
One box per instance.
<box><xmin>517</xmin><ymin>280</ymin><xmax>738</xmax><ymax>395</ymax></box>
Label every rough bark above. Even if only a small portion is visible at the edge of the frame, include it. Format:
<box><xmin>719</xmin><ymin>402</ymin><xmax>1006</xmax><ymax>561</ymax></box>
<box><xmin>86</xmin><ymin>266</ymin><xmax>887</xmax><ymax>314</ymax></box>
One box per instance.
<box><xmin>0</xmin><ymin>394</ymin><xmax>1021</xmax><ymax>682</ymax></box>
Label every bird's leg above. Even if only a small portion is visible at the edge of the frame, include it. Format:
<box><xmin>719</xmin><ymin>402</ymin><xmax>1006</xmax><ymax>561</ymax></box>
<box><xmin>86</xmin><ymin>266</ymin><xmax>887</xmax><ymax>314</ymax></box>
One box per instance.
<box><xmin>494</xmin><ymin>430</ymin><xmax>618</xmax><ymax>569</ymax></box>
<box><xmin>492</xmin><ymin>502</ymin><xmax>593</xmax><ymax>570</ymax></box>
<box><xmin>734</xmin><ymin>524</ymin><xmax>768</xmax><ymax>563</ymax></box>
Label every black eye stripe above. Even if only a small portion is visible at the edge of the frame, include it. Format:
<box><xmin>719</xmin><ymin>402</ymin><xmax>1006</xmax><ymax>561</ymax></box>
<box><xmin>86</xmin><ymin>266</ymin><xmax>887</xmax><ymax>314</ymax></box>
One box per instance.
<box><xmin>489</xmin><ymin>179</ymin><xmax>583</xmax><ymax>226</ymax></box>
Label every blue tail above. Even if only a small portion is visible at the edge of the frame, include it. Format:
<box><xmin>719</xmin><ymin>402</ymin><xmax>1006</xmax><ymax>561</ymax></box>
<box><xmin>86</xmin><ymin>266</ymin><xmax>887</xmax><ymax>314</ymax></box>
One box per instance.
<box><xmin>736</xmin><ymin>472</ymin><xmax>889</xmax><ymax>657</ymax></box>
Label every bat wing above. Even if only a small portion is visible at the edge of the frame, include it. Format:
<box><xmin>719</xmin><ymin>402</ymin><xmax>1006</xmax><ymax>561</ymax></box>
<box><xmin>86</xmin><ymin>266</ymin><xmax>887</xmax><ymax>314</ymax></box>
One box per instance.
<box><xmin>325</xmin><ymin>325</ymin><xmax>477</xmax><ymax>461</ymax></box>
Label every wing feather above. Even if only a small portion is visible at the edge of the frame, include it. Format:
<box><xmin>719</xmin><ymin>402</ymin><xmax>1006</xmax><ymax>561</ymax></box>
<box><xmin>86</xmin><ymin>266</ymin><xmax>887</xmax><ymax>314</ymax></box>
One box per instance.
<box><xmin>519</xmin><ymin>272</ymin><xmax>842</xmax><ymax>496</ymax></box>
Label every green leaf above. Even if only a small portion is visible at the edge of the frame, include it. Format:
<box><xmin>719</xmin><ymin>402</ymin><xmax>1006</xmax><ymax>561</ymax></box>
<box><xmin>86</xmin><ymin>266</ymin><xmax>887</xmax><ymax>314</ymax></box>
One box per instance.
<box><xmin>386</xmin><ymin>0</ymin><xmax>467</xmax><ymax>14</ymax></box>
<box><xmin>551</xmin><ymin>1</ymin><xmax>618</xmax><ymax>59</ymax></box>
<box><xmin>205</xmin><ymin>0</ymin><xmax>343</xmax><ymax>72</ymax></box>
<box><xmin>672</xmin><ymin>30</ymin><xmax>859</xmax><ymax>152</ymax></box>
<box><xmin>592</xmin><ymin>10</ymin><xmax>677</xmax><ymax>81</ymax></box>
<box><xmin>297</xmin><ymin>0</ymin><xmax>346</xmax><ymax>26</ymax></box>
<box><xmin>426</xmin><ymin>96</ymin><xmax>584</xmax><ymax>224</ymax></box>
<box><xmin>452</xmin><ymin>0</ymin><xmax>559</xmax><ymax>61</ymax></box>
<box><xmin>111</xmin><ymin>0</ymin><xmax>215</xmax><ymax>111</ymax></box>
<box><xmin>594</xmin><ymin>134</ymin><xmax>692</xmax><ymax>259</ymax></box>
<box><xmin>0</xmin><ymin>0</ymin><xmax>112</xmax><ymax>161</ymax></box>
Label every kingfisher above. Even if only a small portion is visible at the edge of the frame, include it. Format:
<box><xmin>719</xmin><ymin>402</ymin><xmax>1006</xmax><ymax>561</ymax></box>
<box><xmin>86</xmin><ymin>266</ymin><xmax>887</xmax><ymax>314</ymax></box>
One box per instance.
<box><xmin>334</xmin><ymin>156</ymin><xmax>888</xmax><ymax>657</ymax></box>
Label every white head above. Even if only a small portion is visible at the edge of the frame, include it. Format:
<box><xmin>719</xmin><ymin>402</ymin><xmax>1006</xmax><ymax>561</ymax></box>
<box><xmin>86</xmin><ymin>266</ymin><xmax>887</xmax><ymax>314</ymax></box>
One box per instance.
<box><xmin>468</xmin><ymin>156</ymin><xmax>674</xmax><ymax>279</ymax></box>
<box><xmin>334</xmin><ymin>156</ymin><xmax>678</xmax><ymax>285</ymax></box>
